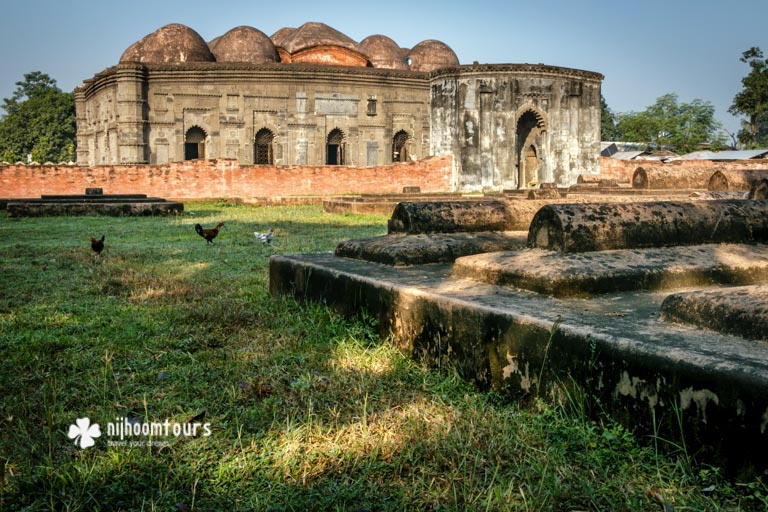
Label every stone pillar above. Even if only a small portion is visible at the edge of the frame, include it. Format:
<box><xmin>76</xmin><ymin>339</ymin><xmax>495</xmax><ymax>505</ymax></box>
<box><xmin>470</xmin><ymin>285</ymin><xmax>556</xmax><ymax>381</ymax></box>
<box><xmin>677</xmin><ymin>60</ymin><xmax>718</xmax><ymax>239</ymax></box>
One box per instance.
<box><xmin>115</xmin><ymin>63</ymin><xmax>148</xmax><ymax>164</ymax></box>
<box><xmin>74</xmin><ymin>87</ymin><xmax>90</xmax><ymax>165</ymax></box>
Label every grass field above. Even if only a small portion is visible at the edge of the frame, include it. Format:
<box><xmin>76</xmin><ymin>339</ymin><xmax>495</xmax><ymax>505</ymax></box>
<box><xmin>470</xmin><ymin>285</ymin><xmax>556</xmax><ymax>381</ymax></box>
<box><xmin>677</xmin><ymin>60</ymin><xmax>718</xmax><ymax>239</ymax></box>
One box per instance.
<box><xmin>0</xmin><ymin>201</ymin><xmax>766</xmax><ymax>511</ymax></box>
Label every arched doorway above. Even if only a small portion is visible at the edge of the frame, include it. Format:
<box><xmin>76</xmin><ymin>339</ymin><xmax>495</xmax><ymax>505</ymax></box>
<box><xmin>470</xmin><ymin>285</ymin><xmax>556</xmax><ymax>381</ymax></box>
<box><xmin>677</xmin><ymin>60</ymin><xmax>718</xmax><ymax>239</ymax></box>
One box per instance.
<box><xmin>254</xmin><ymin>128</ymin><xmax>274</xmax><ymax>164</ymax></box>
<box><xmin>184</xmin><ymin>126</ymin><xmax>206</xmax><ymax>160</ymax></box>
<box><xmin>392</xmin><ymin>130</ymin><xmax>411</xmax><ymax>162</ymax></box>
<box><xmin>516</xmin><ymin>111</ymin><xmax>542</xmax><ymax>188</ymax></box>
<box><xmin>326</xmin><ymin>128</ymin><xmax>345</xmax><ymax>165</ymax></box>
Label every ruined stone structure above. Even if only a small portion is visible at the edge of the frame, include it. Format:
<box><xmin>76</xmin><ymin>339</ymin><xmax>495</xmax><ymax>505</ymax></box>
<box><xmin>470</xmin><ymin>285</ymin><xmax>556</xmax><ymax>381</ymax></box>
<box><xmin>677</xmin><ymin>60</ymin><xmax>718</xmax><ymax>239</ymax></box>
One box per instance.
<box><xmin>75</xmin><ymin>22</ymin><xmax>603</xmax><ymax>191</ymax></box>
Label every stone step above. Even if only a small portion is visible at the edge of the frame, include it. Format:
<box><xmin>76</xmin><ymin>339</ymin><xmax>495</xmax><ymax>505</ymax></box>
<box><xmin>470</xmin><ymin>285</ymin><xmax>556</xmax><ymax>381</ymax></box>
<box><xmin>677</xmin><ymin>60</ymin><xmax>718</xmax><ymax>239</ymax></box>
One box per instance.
<box><xmin>661</xmin><ymin>284</ymin><xmax>768</xmax><ymax>340</ymax></box>
<box><xmin>452</xmin><ymin>243</ymin><xmax>768</xmax><ymax>297</ymax></box>
<box><xmin>269</xmin><ymin>251</ymin><xmax>768</xmax><ymax>471</ymax></box>
<box><xmin>335</xmin><ymin>231</ymin><xmax>528</xmax><ymax>266</ymax></box>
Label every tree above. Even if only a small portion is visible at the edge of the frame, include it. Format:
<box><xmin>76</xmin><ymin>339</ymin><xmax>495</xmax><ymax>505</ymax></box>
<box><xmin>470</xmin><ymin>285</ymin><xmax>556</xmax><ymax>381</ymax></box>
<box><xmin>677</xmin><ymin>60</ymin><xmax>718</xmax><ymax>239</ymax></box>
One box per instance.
<box><xmin>729</xmin><ymin>47</ymin><xmax>768</xmax><ymax>148</ymax></box>
<box><xmin>0</xmin><ymin>72</ymin><xmax>76</xmax><ymax>162</ymax></box>
<box><xmin>600</xmin><ymin>94</ymin><xmax>619</xmax><ymax>141</ymax></box>
<box><xmin>615</xmin><ymin>93</ymin><xmax>725</xmax><ymax>153</ymax></box>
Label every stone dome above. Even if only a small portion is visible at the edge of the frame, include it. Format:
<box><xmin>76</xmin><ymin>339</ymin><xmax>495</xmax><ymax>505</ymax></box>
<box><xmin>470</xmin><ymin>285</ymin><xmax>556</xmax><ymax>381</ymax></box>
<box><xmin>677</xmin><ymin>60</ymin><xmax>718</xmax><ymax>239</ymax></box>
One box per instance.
<box><xmin>407</xmin><ymin>39</ymin><xmax>459</xmax><ymax>72</ymax></box>
<box><xmin>270</xmin><ymin>27</ymin><xmax>296</xmax><ymax>48</ymax></box>
<box><xmin>209</xmin><ymin>26</ymin><xmax>278</xmax><ymax>64</ymax></box>
<box><xmin>273</xmin><ymin>22</ymin><xmax>368</xmax><ymax>66</ymax></box>
<box><xmin>279</xmin><ymin>22</ymin><xmax>362</xmax><ymax>55</ymax></box>
<box><xmin>120</xmin><ymin>23</ymin><xmax>215</xmax><ymax>64</ymax></box>
<box><xmin>360</xmin><ymin>35</ymin><xmax>408</xmax><ymax>70</ymax></box>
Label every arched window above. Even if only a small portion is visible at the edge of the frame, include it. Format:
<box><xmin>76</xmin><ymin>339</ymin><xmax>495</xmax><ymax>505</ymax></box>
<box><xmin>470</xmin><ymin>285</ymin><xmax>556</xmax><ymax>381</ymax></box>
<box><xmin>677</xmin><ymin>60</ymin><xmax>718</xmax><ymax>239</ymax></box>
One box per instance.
<box><xmin>326</xmin><ymin>128</ymin><xmax>345</xmax><ymax>165</ymax></box>
<box><xmin>184</xmin><ymin>126</ymin><xmax>206</xmax><ymax>160</ymax></box>
<box><xmin>254</xmin><ymin>128</ymin><xmax>274</xmax><ymax>164</ymax></box>
<box><xmin>392</xmin><ymin>130</ymin><xmax>411</xmax><ymax>162</ymax></box>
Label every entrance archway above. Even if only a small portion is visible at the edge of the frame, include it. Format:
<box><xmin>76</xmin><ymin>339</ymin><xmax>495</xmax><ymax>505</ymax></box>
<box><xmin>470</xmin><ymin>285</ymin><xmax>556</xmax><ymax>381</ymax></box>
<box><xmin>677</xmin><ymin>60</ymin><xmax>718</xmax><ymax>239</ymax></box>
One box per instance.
<box><xmin>326</xmin><ymin>128</ymin><xmax>345</xmax><ymax>165</ymax></box>
<box><xmin>392</xmin><ymin>130</ymin><xmax>411</xmax><ymax>162</ymax></box>
<box><xmin>184</xmin><ymin>126</ymin><xmax>206</xmax><ymax>160</ymax></box>
<box><xmin>254</xmin><ymin>128</ymin><xmax>274</xmax><ymax>164</ymax></box>
<box><xmin>516</xmin><ymin>111</ymin><xmax>543</xmax><ymax>188</ymax></box>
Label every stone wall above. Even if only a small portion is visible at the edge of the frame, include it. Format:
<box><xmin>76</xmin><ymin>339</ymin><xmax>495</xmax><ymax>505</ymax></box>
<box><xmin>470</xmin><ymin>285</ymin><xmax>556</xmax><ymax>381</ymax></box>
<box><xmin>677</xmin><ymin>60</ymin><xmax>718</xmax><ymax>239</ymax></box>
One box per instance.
<box><xmin>0</xmin><ymin>156</ymin><xmax>452</xmax><ymax>201</ymax></box>
<box><xmin>597</xmin><ymin>157</ymin><xmax>768</xmax><ymax>184</ymax></box>
<box><xmin>430</xmin><ymin>65</ymin><xmax>603</xmax><ymax>191</ymax></box>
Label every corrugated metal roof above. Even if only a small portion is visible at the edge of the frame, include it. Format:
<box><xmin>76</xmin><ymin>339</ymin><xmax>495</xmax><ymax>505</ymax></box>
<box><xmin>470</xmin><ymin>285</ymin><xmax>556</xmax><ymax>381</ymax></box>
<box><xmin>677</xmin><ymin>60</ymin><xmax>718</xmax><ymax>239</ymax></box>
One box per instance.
<box><xmin>612</xmin><ymin>150</ymin><xmax>646</xmax><ymax>160</ymax></box>
<box><xmin>676</xmin><ymin>150</ymin><xmax>717</xmax><ymax>160</ymax></box>
<box><xmin>710</xmin><ymin>149</ymin><xmax>768</xmax><ymax>160</ymax></box>
<box><xmin>677</xmin><ymin>149</ymin><xmax>768</xmax><ymax>161</ymax></box>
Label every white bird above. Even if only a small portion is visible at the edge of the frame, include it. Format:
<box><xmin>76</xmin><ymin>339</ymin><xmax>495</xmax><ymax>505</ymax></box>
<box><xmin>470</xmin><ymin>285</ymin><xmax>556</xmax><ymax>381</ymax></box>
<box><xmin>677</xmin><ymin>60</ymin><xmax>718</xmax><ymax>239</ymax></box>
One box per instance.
<box><xmin>254</xmin><ymin>228</ymin><xmax>275</xmax><ymax>245</ymax></box>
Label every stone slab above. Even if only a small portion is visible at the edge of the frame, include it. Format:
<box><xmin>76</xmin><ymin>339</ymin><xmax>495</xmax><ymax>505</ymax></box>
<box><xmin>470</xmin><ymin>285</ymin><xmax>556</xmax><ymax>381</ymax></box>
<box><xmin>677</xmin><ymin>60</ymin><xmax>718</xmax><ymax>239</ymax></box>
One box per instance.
<box><xmin>7</xmin><ymin>200</ymin><xmax>184</xmax><ymax>217</ymax></box>
<box><xmin>661</xmin><ymin>284</ymin><xmax>768</xmax><ymax>340</ymax></box>
<box><xmin>452</xmin><ymin>243</ymin><xmax>768</xmax><ymax>297</ymax></box>
<box><xmin>270</xmin><ymin>252</ymin><xmax>768</xmax><ymax>470</ymax></box>
<box><xmin>335</xmin><ymin>231</ymin><xmax>528</xmax><ymax>265</ymax></box>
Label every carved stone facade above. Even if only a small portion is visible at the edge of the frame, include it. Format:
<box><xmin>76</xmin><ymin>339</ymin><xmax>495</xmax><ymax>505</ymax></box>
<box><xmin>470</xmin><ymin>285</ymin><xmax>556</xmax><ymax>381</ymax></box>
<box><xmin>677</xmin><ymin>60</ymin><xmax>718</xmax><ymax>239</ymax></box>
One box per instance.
<box><xmin>75</xmin><ymin>23</ymin><xmax>603</xmax><ymax>191</ymax></box>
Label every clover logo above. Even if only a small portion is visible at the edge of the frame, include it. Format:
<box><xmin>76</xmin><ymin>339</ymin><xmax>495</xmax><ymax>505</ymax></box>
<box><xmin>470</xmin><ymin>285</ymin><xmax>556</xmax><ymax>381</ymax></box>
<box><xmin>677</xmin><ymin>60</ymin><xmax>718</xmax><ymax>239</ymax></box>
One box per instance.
<box><xmin>68</xmin><ymin>417</ymin><xmax>101</xmax><ymax>449</ymax></box>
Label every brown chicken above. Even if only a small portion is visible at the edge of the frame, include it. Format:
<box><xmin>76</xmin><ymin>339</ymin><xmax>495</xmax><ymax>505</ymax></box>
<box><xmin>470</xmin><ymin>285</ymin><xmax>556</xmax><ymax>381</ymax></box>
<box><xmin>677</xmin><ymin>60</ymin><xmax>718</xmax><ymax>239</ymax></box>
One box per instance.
<box><xmin>90</xmin><ymin>235</ymin><xmax>105</xmax><ymax>255</ymax></box>
<box><xmin>195</xmin><ymin>222</ymin><xmax>224</xmax><ymax>244</ymax></box>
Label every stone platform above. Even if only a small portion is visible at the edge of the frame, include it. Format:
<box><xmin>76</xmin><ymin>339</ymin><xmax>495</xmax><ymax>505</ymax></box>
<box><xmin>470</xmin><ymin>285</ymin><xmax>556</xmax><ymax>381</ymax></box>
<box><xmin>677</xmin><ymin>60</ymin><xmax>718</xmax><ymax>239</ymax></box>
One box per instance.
<box><xmin>7</xmin><ymin>192</ymin><xmax>184</xmax><ymax>217</ymax></box>
<box><xmin>271</xmin><ymin>249</ymin><xmax>768</xmax><ymax>470</ymax></box>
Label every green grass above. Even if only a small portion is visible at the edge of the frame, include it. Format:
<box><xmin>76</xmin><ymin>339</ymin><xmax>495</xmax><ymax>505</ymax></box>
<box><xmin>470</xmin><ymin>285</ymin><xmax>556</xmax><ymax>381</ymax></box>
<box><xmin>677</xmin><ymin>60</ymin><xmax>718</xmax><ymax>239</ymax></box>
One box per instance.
<box><xmin>0</xmin><ymin>202</ymin><xmax>765</xmax><ymax>511</ymax></box>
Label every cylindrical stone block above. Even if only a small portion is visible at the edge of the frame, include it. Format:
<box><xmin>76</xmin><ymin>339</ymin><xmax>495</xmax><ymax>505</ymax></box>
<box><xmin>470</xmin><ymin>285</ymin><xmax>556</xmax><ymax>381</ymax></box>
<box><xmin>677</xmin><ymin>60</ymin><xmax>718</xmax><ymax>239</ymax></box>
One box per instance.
<box><xmin>632</xmin><ymin>166</ymin><xmax>714</xmax><ymax>190</ymax></box>
<box><xmin>387</xmin><ymin>200</ymin><xmax>547</xmax><ymax>234</ymax></box>
<box><xmin>527</xmin><ymin>199</ymin><xmax>768</xmax><ymax>252</ymax></box>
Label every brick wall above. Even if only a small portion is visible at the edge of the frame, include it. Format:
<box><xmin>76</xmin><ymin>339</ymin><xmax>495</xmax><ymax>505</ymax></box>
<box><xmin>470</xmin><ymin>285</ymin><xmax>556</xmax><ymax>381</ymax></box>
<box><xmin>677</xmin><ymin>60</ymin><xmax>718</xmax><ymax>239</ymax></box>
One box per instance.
<box><xmin>598</xmin><ymin>157</ymin><xmax>768</xmax><ymax>183</ymax></box>
<box><xmin>0</xmin><ymin>156</ymin><xmax>453</xmax><ymax>200</ymax></box>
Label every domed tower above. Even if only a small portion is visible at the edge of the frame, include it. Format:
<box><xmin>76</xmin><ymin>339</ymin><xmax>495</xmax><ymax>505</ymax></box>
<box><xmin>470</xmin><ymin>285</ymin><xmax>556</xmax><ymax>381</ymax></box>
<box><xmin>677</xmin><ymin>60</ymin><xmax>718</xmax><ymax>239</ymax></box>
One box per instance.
<box><xmin>406</xmin><ymin>39</ymin><xmax>459</xmax><ymax>72</ymax></box>
<box><xmin>360</xmin><ymin>35</ymin><xmax>408</xmax><ymax>70</ymax></box>
<box><xmin>208</xmin><ymin>26</ymin><xmax>279</xmax><ymax>64</ymax></box>
<box><xmin>275</xmin><ymin>22</ymin><xmax>369</xmax><ymax>67</ymax></box>
<box><xmin>119</xmin><ymin>23</ymin><xmax>215</xmax><ymax>63</ymax></box>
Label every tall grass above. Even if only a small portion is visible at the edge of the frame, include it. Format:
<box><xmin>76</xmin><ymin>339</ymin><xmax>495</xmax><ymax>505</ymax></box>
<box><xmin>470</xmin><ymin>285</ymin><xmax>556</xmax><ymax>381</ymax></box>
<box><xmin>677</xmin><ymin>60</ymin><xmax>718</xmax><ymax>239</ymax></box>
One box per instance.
<box><xmin>0</xmin><ymin>202</ymin><xmax>765</xmax><ymax>511</ymax></box>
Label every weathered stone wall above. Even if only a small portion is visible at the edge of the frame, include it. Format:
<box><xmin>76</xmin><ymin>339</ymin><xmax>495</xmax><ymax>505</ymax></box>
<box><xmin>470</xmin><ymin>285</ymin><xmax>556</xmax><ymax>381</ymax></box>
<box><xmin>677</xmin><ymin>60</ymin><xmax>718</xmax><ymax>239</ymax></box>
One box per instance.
<box><xmin>77</xmin><ymin>63</ymin><xmax>431</xmax><ymax>168</ymax></box>
<box><xmin>430</xmin><ymin>65</ymin><xmax>603</xmax><ymax>191</ymax></box>
<box><xmin>0</xmin><ymin>156</ymin><xmax>452</xmax><ymax>200</ymax></box>
<box><xmin>76</xmin><ymin>62</ymin><xmax>604</xmax><ymax>192</ymax></box>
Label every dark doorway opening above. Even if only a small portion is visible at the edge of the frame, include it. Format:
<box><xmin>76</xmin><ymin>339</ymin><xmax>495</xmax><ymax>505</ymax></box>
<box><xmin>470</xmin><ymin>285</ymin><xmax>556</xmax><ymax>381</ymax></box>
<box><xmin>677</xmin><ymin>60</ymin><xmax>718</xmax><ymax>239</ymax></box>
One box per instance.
<box><xmin>185</xmin><ymin>127</ymin><xmax>206</xmax><ymax>160</ymax></box>
<box><xmin>326</xmin><ymin>128</ymin><xmax>345</xmax><ymax>165</ymax></box>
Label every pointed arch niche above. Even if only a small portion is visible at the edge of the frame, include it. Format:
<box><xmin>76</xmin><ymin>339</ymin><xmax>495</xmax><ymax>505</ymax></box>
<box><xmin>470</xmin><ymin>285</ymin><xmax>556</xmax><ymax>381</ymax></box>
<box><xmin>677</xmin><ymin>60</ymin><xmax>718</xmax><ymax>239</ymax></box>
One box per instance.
<box><xmin>392</xmin><ymin>130</ymin><xmax>412</xmax><ymax>162</ymax></box>
<box><xmin>515</xmin><ymin>108</ymin><xmax>546</xmax><ymax>188</ymax></box>
<box><xmin>184</xmin><ymin>126</ymin><xmax>207</xmax><ymax>160</ymax></box>
<box><xmin>326</xmin><ymin>128</ymin><xmax>346</xmax><ymax>165</ymax></box>
<box><xmin>254</xmin><ymin>128</ymin><xmax>275</xmax><ymax>164</ymax></box>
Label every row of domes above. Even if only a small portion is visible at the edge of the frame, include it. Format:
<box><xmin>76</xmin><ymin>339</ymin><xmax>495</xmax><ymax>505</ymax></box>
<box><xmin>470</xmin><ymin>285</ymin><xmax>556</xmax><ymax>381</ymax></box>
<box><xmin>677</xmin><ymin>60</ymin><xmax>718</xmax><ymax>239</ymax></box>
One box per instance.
<box><xmin>119</xmin><ymin>22</ymin><xmax>459</xmax><ymax>72</ymax></box>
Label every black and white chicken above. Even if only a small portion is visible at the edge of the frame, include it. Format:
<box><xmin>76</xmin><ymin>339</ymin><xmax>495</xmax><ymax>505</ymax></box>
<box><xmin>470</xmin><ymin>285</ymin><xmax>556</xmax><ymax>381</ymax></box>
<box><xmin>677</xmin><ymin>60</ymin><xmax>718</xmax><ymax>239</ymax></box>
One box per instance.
<box><xmin>254</xmin><ymin>228</ymin><xmax>275</xmax><ymax>246</ymax></box>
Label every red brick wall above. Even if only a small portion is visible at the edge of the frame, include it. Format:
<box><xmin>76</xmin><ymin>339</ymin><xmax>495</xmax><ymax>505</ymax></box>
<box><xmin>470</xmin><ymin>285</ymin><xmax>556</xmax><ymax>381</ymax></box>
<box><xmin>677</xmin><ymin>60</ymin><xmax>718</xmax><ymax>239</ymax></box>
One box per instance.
<box><xmin>598</xmin><ymin>157</ymin><xmax>768</xmax><ymax>183</ymax></box>
<box><xmin>0</xmin><ymin>156</ymin><xmax>453</xmax><ymax>200</ymax></box>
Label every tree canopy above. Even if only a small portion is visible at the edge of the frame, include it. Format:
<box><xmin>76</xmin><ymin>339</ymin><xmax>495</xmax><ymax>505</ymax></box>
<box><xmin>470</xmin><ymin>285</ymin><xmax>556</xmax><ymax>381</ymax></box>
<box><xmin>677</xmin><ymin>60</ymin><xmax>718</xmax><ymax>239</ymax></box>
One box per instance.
<box><xmin>729</xmin><ymin>47</ymin><xmax>768</xmax><ymax>148</ymax></box>
<box><xmin>0</xmin><ymin>71</ymin><xmax>76</xmax><ymax>163</ymax></box>
<box><xmin>613</xmin><ymin>93</ymin><xmax>725</xmax><ymax>153</ymax></box>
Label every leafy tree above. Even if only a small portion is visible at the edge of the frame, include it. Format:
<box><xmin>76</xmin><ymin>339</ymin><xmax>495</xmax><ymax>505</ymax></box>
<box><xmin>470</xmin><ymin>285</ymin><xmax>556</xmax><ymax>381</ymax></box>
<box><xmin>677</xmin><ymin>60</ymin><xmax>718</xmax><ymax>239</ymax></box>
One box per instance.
<box><xmin>615</xmin><ymin>93</ymin><xmax>725</xmax><ymax>153</ymax></box>
<box><xmin>600</xmin><ymin>94</ymin><xmax>619</xmax><ymax>140</ymax></box>
<box><xmin>729</xmin><ymin>47</ymin><xmax>768</xmax><ymax>148</ymax></box>
<box><xmin>0</xmin><ymin>72</ymin><xmax>76</xmax><ymax>162</ymax></box>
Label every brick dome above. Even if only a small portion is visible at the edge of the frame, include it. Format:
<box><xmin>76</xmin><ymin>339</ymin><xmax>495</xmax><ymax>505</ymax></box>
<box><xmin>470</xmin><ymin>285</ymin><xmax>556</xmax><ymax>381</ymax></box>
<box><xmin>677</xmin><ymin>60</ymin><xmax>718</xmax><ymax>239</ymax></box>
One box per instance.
<box><xmin>407</xmin><ymin>39</ymin><xmax>459</xmax><ymax>72</ymax></box>
<box><xmin>209</xmin><ymin>26</ymin><xmax>278</xmax><ymax>64</ymax></box>
<box><xmin>275</xmin><ymin>22</ymin><xmax>369</xmax><ymax>67</ymax></box>
<box><xmin>120</xmin><ymin>24</ymin><xmax>215</xmax><ymax>64</ymax></box>
<box><xmin>360</xmin><ymin>35</ymin><xmax>408</xmax><ymax>70</ymax></box>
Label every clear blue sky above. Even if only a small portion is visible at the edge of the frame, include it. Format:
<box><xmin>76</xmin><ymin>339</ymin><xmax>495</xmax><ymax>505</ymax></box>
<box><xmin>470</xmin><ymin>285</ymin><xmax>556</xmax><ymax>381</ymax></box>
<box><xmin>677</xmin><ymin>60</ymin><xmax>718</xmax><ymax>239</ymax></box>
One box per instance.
<box><xmin>1</xmin><ymin>0</ymin><xmax>764</xmax><ymax>137</ymax></box>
